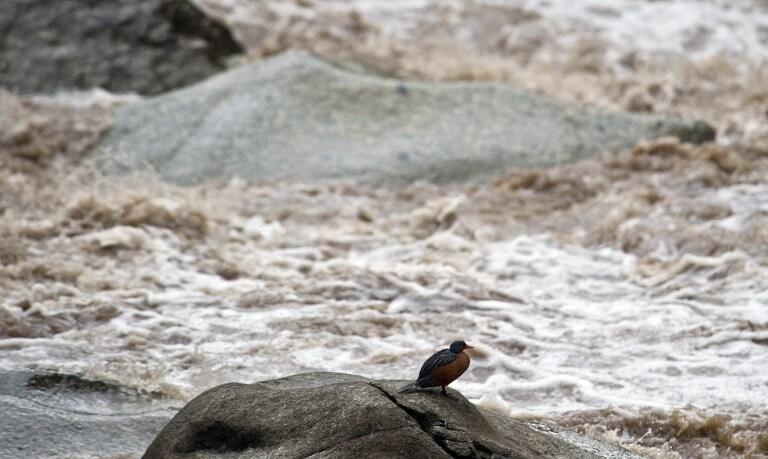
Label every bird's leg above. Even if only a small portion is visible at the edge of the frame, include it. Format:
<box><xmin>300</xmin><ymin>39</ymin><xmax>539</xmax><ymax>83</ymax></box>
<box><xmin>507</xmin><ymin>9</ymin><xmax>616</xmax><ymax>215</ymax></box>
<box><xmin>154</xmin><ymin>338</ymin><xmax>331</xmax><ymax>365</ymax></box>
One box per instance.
<box><xmin>441</xmin><ymin>386</ymin><xmax>458</xmax><ymax>401</ymax></box>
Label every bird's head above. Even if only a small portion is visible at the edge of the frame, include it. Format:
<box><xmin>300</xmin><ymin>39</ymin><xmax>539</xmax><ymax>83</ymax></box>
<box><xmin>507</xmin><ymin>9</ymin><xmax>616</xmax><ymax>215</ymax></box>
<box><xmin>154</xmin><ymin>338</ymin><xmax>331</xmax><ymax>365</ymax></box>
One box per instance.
<box><xmin>449</xmin><ymin>340</ymin><xmax>473</xmax><ymax>353</ymax></box>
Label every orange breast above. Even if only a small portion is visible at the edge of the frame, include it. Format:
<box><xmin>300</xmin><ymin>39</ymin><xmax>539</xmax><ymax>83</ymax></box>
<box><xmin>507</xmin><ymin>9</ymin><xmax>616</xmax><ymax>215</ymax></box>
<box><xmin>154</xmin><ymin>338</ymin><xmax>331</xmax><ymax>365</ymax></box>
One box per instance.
<box><xmin>430</xmin><ymin>351</ymin><xmax>470</xmax><ymax>386</ymax></box>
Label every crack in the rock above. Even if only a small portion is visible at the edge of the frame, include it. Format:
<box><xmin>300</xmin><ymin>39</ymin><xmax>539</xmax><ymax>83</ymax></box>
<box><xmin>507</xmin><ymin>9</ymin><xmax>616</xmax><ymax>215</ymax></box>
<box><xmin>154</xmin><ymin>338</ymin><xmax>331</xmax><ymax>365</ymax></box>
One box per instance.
<box><xmin>369</xmin><ymin>382</ymin><xmax>463</xmax><ymax>459</ymax></box>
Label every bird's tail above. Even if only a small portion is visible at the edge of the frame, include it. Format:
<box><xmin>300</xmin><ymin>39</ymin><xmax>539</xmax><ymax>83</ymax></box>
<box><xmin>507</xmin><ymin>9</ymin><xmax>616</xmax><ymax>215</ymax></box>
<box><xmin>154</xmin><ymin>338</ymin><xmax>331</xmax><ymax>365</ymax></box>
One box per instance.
<box><xmin>397</xmin><ymin>381</ymin><xmax>420</xmax><ymax>393</ymax></box>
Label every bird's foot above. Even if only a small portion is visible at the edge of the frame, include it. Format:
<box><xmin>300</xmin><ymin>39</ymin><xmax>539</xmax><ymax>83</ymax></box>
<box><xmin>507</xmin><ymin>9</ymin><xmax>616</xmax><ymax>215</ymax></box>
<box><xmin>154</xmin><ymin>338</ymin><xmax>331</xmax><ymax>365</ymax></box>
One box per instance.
<box><xmin>440</xmin><ymin>388</ymin><xmax>458</xmax><ymax>401</ymax></box>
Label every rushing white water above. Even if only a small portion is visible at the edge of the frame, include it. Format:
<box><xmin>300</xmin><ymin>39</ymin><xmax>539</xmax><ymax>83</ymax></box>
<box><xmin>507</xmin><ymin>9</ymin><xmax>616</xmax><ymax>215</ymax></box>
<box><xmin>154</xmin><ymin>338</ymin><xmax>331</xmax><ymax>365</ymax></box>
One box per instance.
<box><xmin>2</xmin><ymin>177</ymin><xmax>767</xmax><ymax>429</ymax></box>
<box><xmin>2</xmin><ymin>148</ymin><xmax>768</xmax><ymax>459</ymax></box>
<box><xmin>516</xmin><ymin>0</ymin><xmax>768</xmax><ymax>58</ymax></box>
<box><xmin>199</xmin><ymin>0</ymin><xmax>768</xmax><ymax>61</ymax></box>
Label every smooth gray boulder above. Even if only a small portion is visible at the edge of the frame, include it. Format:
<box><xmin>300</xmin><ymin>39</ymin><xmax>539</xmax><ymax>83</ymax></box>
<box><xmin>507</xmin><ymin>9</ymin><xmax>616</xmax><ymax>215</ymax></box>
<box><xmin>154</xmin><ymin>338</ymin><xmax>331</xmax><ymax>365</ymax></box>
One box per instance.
<box><xmin>93</xmin><ymin>51</ymin><xmax>714</xmax><ymax>185</ymax></box>
<box><xmin>0</xmin><ymin>370</ymin><xmax>177</xmax><ymax>459</ymax></box>
<box><xmin>0</xmin><ymin>0</ymin><xmax>243</xmax><ymax>95</ymax></box>
<box><xmin>143</xmin><ymin>372</ymin><xmax>643</xmax><ymax>459</ymax></box>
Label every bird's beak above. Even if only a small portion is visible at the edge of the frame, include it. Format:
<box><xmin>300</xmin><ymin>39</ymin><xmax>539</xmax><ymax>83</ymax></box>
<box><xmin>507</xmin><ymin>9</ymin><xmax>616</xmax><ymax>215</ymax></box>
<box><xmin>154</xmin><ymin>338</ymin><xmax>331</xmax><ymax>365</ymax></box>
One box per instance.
<box><xmin>465</xmin><ymin>345</ymin><xmax>474</xmax><ymax>350</ymax></box>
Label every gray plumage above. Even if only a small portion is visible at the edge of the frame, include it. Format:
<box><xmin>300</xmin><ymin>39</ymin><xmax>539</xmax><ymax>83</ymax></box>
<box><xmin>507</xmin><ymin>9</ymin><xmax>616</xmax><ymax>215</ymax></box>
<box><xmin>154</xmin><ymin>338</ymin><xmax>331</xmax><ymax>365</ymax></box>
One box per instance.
<box><xmin>418</xmin><ymin>349</ymin><xmax>458</xmax><ymax>381</ymax></box>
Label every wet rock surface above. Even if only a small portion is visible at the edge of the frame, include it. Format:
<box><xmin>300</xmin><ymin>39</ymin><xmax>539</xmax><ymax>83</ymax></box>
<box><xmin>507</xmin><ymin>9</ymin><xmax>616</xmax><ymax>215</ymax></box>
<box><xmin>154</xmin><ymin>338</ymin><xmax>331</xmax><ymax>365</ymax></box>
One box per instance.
<box><xmin>143</xmin><ymin>372</ymin><xmax>642</xmax><ymax>458</ymax></box>
<box><xmin>0</xmin><ymin>370</ymin><xmax>177</xmax><ymax>459</ymax></box>
<box><xmin>93</xmin><ymin>51</ymin><xmax>714</xmax><ymax>185</ymax></box>
<box><xmin>0</xmin><ymin>0</ymin><xmax>243</xmax><ymax>95</ymax></box>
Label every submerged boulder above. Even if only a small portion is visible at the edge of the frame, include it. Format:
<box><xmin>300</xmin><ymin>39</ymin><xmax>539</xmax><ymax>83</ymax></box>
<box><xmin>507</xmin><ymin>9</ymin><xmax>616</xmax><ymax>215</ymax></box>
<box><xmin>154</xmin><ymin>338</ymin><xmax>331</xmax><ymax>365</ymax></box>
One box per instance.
<box><xmin>143</xmin><ymin>372</ymin><xmax>642</xmax><ymax>459</ymax></box>
<box><xmin>93</xmin><ymin>51</ymin><xmax>714</xmax><ymax>185</ymax></box>
<box><xmin>0</xmin><ymin>370</ymin><xmax>177</xmax><ymax>459</ymax></box>
<box><xmin>0</xmin><ymin>0</ymin><xmax>243</xmax><ymax>95</ymax></box>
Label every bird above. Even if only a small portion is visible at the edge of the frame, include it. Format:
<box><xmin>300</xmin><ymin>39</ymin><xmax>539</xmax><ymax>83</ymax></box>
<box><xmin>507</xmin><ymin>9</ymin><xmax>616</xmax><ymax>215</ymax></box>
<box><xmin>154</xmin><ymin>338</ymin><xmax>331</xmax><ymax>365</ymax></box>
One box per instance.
<box><xmin>398</xmin><ymin>340</ymin><xmax>473</xmax><ymax>398</ymax></box>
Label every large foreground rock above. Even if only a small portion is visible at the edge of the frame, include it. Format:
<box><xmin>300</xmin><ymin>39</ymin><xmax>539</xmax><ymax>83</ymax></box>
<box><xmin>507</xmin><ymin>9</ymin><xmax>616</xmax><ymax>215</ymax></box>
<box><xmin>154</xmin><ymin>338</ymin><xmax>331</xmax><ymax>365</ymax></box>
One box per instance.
<box><xmin>93</xmin><ymin>51</ymin><xmax>714</xmax><ymax>185</ymax></box>
<box><xmin>0</xmin><ymin>370</ymin><xmax>177</xmax><ymax>459</ymax></box>
<box><xmin>0</xmin><ymin>0</ymin><xmax>243</xmax><ymax>95</ymax></box>
<box><xmin>144</xmin><ymin>372</ymin><xmax>642</xmax><ymax>459</ymax></box>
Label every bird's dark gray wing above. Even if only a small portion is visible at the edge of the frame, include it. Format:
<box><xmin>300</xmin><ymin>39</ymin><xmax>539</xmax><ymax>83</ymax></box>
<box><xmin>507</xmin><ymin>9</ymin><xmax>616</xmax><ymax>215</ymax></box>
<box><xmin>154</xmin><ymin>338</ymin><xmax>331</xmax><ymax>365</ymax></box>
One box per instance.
<box><xmin>418</xmin><ymin>349</ymin><xmax>457</xmax><ymax>379</ymax></box>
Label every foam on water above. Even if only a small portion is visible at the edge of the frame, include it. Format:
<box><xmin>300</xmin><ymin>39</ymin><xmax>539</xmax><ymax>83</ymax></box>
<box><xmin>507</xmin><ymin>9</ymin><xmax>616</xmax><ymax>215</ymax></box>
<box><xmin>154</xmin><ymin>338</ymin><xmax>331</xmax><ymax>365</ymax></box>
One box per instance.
<box><xmin>2</xmin><ymin>194</ymin><xmax>767</xmax><ymax>411</ymax></box>
<box><xmin>2</xmin><ymin>102</ymin><xmax>767</xmax><ymax>459</ymax></box>
<box><xmin>515</xmin><ymin>0</ymin><xmax>768</xmax><ymax>60</ymax></box>
<box><xmin>2</xmin><ymin>154</ymin><xmax>768</xmax><ymax>456</ymax></box>
<box><xmin>200</xmin><ymin>0</ymin><xmax>768</xmax><ymax>61</ymax></box>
